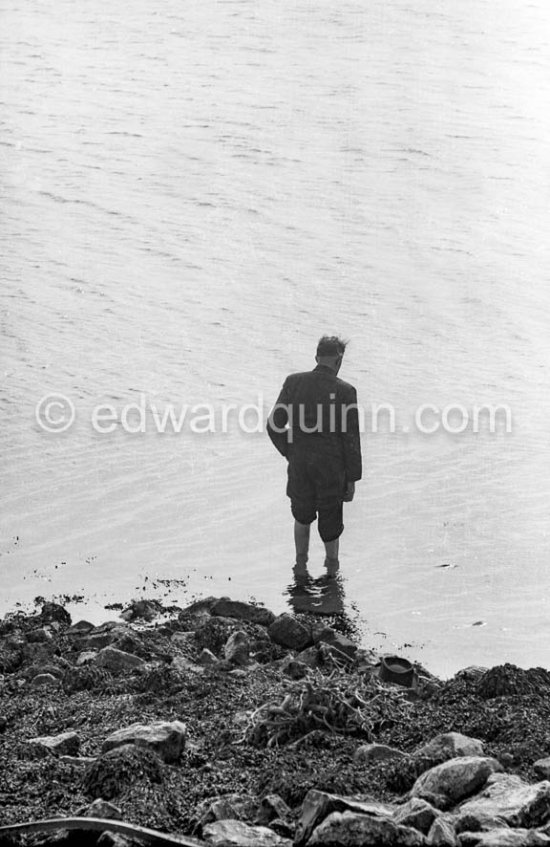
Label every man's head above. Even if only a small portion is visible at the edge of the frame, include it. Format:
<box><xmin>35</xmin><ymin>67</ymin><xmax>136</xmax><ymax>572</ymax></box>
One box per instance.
<box><xmin>316</xmin><ymin>335</ymin><xmax>348</xmax><ymax>373</ymax></box>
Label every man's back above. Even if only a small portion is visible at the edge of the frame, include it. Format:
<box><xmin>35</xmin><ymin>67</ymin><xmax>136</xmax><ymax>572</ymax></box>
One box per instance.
<box><xmin>268</xmin><ymin>363</ymin><xmax>362</xmax><ymax>483</ymax></box>
<box><xmin>267</xmin><ymin>335</ymin><xmax>362</xmax><ymax>567</ymax></box>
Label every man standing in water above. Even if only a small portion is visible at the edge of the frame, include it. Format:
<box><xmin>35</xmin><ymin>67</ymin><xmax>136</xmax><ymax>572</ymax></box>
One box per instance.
<box><xmin>267</xmin><ymin>336</ymin><xmax>362</xmax><ymax>569</ymax></box>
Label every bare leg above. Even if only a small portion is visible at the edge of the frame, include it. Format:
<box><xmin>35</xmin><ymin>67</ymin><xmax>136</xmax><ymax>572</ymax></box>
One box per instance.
<box><xmin>294</xmin><ymin>520</ymin><xmax>310</xmax><ymax>567</ymax></box>
<box><xmin>324</xmin><ymin>537</ymin><xmax>339</xmax><ymax>570</ymax></box>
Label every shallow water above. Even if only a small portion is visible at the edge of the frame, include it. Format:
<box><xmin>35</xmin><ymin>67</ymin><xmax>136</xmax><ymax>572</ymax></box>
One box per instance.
<box><xmin>2</xmin><ymin>0</ymin><xmax>550</xmax><ymax>677</ymax></box>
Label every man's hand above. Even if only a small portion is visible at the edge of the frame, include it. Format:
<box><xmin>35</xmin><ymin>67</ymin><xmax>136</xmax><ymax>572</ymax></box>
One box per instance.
<box><xmin>343</xmin><ymin>481</ymin><xmax>355</xmax><ymax>502</ymax></box>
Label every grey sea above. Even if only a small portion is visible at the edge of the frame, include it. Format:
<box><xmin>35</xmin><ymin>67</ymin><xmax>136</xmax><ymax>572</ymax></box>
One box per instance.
<box><xmin>2</xmin><ymin>0</ymin><xmax>549</xmax><ymax>677</ymax></box>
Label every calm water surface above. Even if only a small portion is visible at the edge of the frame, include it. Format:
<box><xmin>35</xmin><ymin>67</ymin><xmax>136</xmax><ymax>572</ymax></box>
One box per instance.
<box><xmin>2</xmin><ymin>0</ymin><xmax>550</xmax><ymax>676</ymax></box>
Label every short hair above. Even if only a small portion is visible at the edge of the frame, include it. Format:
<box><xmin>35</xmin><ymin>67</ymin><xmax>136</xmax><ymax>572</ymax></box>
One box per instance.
<box><xmin>316</xmin><ymin>335</ymin><xmax>348</xmax><ymax>357</ymax></box>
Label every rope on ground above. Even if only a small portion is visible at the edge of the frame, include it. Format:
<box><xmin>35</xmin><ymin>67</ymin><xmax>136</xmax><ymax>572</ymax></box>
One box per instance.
<box><xmin>0</xmin><ymin>816</ymin><xmax>202</xmax><ymax>847</ymax></box>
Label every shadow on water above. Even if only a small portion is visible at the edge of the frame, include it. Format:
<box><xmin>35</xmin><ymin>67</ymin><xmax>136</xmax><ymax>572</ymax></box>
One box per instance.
<box><xmin>284</xmin><ymin>564</ymin><xmax>362</xmax><ymax>640</ymax></box>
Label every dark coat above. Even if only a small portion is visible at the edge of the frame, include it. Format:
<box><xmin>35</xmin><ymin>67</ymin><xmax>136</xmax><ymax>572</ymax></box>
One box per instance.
<box><xmin>267</xmin><ymin>364</ymin><xmax>362</xmax><ymax>483</ymax></box>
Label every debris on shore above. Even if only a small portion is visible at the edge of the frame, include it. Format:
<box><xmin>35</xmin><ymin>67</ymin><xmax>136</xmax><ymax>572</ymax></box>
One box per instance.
<box><xmin>2</xmin><ymin>596</ymin><xmax>550</xmax><ymax>846</ymax></box>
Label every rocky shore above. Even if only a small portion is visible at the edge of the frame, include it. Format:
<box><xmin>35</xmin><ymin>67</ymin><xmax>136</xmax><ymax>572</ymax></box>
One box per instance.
<box><xmin>2</xmin><ymin>597</ymin><xmax>550</xmax><ymax>846</ymax></box>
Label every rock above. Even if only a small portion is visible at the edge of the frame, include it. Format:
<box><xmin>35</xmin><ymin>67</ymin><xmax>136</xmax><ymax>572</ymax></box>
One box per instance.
<box><xmin>534</xmin><ymin>759</ymin><xmax>550</xmax><ymax>780</ymax></box>
<box><xmin>268</xmin><ymin>615</ymin><xmax>312</xmax><ymax>651</ymax></box>
<box><xmin>112</xmin><ymin>631</ymin><xmax>146</xmax><ymax>657</ymax></box>
<box><xmin>315</xmin><ymin>627</ymin><xmax>357</xmax><ymax>662</ymax></box>
<box><xmin>224</xmin><ymin>631</ymin><xmax>250</xmax><ymax>666</ymax></box>
<box><xmin>269</xmin><ymin>819</ymin><xmax>294</xmax><ymax>840</ymax></box>
<box><xmin>411</xmin><ymin>757</ymin><xmax>503</xmax><ymax>809</ymax></box>
<box><xmin>202</xmin><ymin>819</ymin><xmax>291</xmax><ymax>846</ymax></box>
<box><xmin>296</xmin><ymin>647</ymin><xmax>321</xmax><ymax>669</ymax></box>
<box><xmin>120</xmin><ymin>599</ymin><xmax>163</xmax><ymax>622</ymax></box>
<box><xmin>198</xmin><ymin>794</ymin><xmax>257</xmax><ymax>825</ymax></box>
<box><xmin>94</xmin><ymin>647</ymin><xmax>145</xmax><ymax>672</ymax></box>
<box><xmin>394</xmin><ymin>798</ymin><xmax>439</xmax><ymax>834</ymax></box>
<box><xmin>295</xmin><ymin>789</ymin><xmax>395</xmax><ymax>845</ymax></box>
<box><xmin>39</xmin><ymin>602</ymin><xmax>71</xmax><ymax>625</ymax></box>
<box><xmin>458</xmin><ymin>830</ymin><xmax>550</xmax><ymax>846</ymax></box>
<box><xmin>455</xmin><ymin>773</ymin><xmax>550</xmax><ymax>830</ymax></box>
<box><xmin>77</xmin><ymin>651</ymin><xmax>97</xmax><ymax>666</ymax></box>
<box><xmin>0</xmin><ymin>715</ymin><xmax>7</xmax><ymax>733</ymax></box>
<box><xmin>82</xmin><ymin>744</ymin><xmax>163</xmax><ymax>800</ymax></box>
<box><xmin>415</xmin><ymin>733</ymin><xmax>485</xmax><ymax>762</ymax></box>
<box><xmin>457</xmin><ymin>666</ymin><xmax>488</xmax><ymax>682</ymax></box>
<box><xmin>86</xmin><ymin>632</ymin><xmax>121</xmax><ymax>650</ymax></box>
<box><xmin>29</xmin><ymin>673</ymin><xmax>58</xmax><ymax>688</ymax></box>
<box><xmin>476</xmin><ymin>664</ymin><xmax>550</xmax><ymax>699</ymax></box>
<box><xmin>211</xmin><ymin>598</ymin><xmax>276</xmax><ymax>627</ymax></box>
<box><xmin>281</xmin><ymin>657</ymin><xmax>309</xmax><ymax>679</ymax></box>
<box><xmin>354</xmin><ymin>743</ymin><xmax>408</xmax><ymax>764</ymax></box>
<box><xmin>257</xmin><ymin>795</ymin><xmax>292</xmax><ymax>825</ymax></box>
<box><xmin>306</xmin><ymin>810</ymin><xmax>425</xmax><ymax>846</ymax></box>
<box><xmin>67</xmin><ymin>620</ymin><xmax>95</xmax><ymax>636</ymax></box>
<box><xmin>427</xmin><ymin>815</ymin><xmax>458</xmax><ymax>846</ymax></box>
<box><xmin>26</xmin><ymin>627</ymin><xmax>53</xmax><ymax>643</ymax></box>
<box><xmin>79</xmin><ymin>798</ymin><xmax>122</xmax><ymax>819</ymax></box>
<box><xmin>199</xmin><ymin>648</ymin><xmax>219</xmax><ymax>666</ymax></box>
<box><xmin>28</xmin><ymin>731</ymin><xmax>80</xmax><ymax>756</ymax></box>
<box><xmin>102</xmin><ymin>719</ymin><xmax>186</xmax><ymax>763</ymax></box>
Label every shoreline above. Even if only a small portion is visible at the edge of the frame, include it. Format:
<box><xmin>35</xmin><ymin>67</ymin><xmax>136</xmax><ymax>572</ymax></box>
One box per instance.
<box><xmin>2</xmin><ymin>596</ymin><xmax>550</xmax><ymax>847</ymax></box>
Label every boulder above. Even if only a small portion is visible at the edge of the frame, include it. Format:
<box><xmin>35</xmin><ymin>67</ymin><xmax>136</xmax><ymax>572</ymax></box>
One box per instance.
<box><xmin>458</xmin><ymin>830</ymin><xmax>550</xmax><ymax>846</ymax></box>
<box><xmin>211</xmin><ymin>598</ymin><xmax>276</xmax><ymax>627</ymax></box>
<box><xmin>27</xmin><ymin>731</ymin><xmax>80</xmax><ymax>756</ymax></box>
<box><xmin>355</xmin><ymin>743</ymin><xmax>408</xmax><ymax>764</ymax></box>
<box><xmin>534</xmin><ymin>760</ymin><xmax>550</xmax><ymax>780</ymax></box>
<box><xmin>455</xmin><ymin>773</ymin><xmax>550</xmax><ymax>830</ymax></box>
<box><xmin>411</xmin><ymin>757</ymin><xmax>502</xmax><ymax>809</ymax></box>
<box><xmin>268</xmin><ymin>615</ymin><xmax>312</xmax><ymax>651</ymax></box>
<box><xmin>295</xmin><ymin>789</ymin><xmax>395</xmax><ymax>845</ymax></box>
<box><xmin>120</xmin><ymin>599</ymin><xmax>163</xmax><ymax>622</ymax></box>
<box><xmin>224</xmin><ymin>631</ymin><xmax>250</xmax><ymax>666</ymax></box>
<box><xmin>102</xmin><ymin>719</ymin><xmax>186</xmax><ymax>763</ymax></box>
<box><xmin>415</xmin><ymin>733</ymin><xmax>484</xmax><ymax>762</ymax></box>
<box><xmin>26</xmin><ymin>627</ymin><xmax>53</xmax><ymax>643</ymax></box>
<box><xmin>257</xmin><ymin>794</ymin><xmax>292</xmax><ymax>825</ymax></box>
<box><xmin>198</xmin><ymin>794</ymin><xmax>257</xmax><ymax>825</ymax></box>
<box><xmin>281</xmin><ymin>657</ymin><xmax>309</xmax><ymax>680</ymax></box>
<box><xmin>202</xmin><ymin>819</ymin><xmax>291</xmax><ymax>846</ymax></box>
<box><xmin>306</xmin><ymin>810</ymin><xmax>425</xmax><ymax>846</ymax></box>
<box><xmin>394</xmin><ymin>798</ymin><xmax>439</xmax><ymax>834</ymax></box>
<box><xmin>93</xmin><ymin>647</ymin><xmax>145</xmax><ymax>672</ymax></box>
<box><xmin>476</xmin><ymin>664</ymin><xmax>550</xmax><ymax>700</ymax></box>
<box><xmin>427</xmin><ymin>815</ymin><xmax>458</xmax><ymax>846</ymax></box>
<box><xmin>199</xmin><ymin>648</ymin><xmax>219</xmax><ymax>666</ymax></box>
<box><xmin>67</xmin><ymin>620</ymin><xmax>95</xmax><ymax>636</ymax></box>
<box><xmin>39</xmin><ymin>602</ymin><xmax>71</xmax><ymax>625</ymax></box>
<box><xmin>79</xmin><ymin>798</ymin><xmax>122</xmax><ymax>819</ymax></box>
<box><xmin>315</xmin><ymin>627</ymin><xmax>357</xmax><ymax>662</ymax></box>
<box><xmin>296</xmin><ymin>647</ymin><xmax>321</xmax><ymax>669</ymax></box>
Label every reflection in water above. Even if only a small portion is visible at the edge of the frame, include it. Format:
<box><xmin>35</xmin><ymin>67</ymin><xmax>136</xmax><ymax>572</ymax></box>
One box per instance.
<box><xmin>285</xmin><ymin>563</ymin><xmax>350</xmax><ymax>621</ymax></box>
